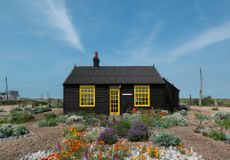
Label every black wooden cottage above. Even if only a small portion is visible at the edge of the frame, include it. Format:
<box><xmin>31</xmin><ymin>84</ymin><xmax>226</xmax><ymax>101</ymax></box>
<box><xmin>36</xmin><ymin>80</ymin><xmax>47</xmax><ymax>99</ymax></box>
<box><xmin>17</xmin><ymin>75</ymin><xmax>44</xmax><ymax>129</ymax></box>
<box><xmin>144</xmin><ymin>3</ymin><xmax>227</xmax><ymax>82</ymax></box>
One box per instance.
<box><xmin>63</xmin><ymin>52</ymin><xmax>179</xmax><ymax>115</ymax></box>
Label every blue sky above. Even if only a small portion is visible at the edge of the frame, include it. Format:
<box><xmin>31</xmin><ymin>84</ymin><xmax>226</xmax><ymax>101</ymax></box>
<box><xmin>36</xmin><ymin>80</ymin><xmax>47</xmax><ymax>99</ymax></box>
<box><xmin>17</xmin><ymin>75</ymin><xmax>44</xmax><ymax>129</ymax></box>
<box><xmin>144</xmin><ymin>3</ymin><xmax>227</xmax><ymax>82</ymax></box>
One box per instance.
<box><xmin>0</xmin><ymin>0</ymin><xmax>230</xmax><ymax>98</ymax></box>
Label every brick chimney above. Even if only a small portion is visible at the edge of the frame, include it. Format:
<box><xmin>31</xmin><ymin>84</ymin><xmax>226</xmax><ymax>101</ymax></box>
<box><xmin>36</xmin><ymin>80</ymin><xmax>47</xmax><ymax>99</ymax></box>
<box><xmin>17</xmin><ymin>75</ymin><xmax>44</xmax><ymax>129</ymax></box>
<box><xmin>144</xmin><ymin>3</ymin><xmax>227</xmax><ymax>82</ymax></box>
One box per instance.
<box><xmin>93</xmin><ymin>51</ymin><xmax>100</xmax><ymax>67</ymax></box>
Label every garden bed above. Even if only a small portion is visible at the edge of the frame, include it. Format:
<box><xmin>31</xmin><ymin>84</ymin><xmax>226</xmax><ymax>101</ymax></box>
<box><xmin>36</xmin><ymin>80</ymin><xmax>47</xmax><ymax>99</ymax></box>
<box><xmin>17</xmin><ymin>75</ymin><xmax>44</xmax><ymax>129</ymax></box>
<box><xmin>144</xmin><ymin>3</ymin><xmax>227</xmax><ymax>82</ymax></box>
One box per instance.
<box><xmin>0</xmin><ymin>107</ymin><xmax>230</xmax><ymax>160</ymax></box>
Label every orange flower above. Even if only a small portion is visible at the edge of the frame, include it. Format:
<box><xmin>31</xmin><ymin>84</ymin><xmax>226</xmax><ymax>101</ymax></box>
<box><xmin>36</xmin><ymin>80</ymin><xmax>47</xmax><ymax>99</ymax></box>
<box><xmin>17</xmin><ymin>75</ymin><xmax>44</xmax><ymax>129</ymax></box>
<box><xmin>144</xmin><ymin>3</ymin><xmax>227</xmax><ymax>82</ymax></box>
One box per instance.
<box><xmin>154</xmin><ymin>147</ymin><xmax>159</xmax><ymax>158</ymax></box>
<box><xmin>97</xmin><ymin>153</ymin><xmax>103</xmax><ymax>157</ymax></box>
<box><xmin>97</xmin><ymin>140</ymin><xmax>105</xmax><ymax>146</ymax></box>
<box><xmin>41</xmin><ymin>153</ymin><xmax>61</xmax><ymax>160</ymax></box>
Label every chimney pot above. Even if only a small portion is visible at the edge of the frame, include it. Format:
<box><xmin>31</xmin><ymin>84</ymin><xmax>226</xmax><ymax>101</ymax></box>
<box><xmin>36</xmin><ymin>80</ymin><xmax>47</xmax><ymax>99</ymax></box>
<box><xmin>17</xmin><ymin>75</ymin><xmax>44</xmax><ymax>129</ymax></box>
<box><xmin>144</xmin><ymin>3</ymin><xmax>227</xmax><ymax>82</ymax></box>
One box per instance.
<box><xmin>93</xmin><ymin>51</ymin><xmax>100</xmax><ymax>67</ymax></box>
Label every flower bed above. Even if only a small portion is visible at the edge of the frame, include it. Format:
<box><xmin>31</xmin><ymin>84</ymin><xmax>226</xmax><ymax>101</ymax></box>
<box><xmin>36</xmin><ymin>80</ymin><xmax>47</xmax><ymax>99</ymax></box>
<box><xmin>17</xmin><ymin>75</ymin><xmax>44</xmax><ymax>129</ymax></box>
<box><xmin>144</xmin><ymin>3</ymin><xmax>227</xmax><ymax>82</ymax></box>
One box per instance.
<box><xmin>20</xmin><ymin>110</ymin><xmax>206</xmax><ymax>160</ymax></box>
<box><xmin>21</xmin><ymin>124</ymin><xmax>203</xmax><ymax>160</ymax></box>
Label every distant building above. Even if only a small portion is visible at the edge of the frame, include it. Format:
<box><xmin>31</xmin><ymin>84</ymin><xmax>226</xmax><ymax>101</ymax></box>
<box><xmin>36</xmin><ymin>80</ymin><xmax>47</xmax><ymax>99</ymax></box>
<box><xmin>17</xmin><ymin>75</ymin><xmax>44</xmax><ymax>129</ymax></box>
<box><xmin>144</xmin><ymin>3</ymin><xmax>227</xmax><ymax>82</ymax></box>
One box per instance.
<box><xmin>0</xmin><ymin>90</ymin><xmax>20</xmax><ymax>100</ymax></box>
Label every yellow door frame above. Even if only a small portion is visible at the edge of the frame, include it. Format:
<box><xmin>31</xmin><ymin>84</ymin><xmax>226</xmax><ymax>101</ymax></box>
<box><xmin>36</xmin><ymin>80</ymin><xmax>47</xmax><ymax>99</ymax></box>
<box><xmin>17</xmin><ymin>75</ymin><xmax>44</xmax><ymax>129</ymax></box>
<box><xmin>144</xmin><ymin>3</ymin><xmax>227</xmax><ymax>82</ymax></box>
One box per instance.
<box><xmin>109</xmin><ymin>88</ymin><xmax>120</xmax><ymax>115</ymax></box>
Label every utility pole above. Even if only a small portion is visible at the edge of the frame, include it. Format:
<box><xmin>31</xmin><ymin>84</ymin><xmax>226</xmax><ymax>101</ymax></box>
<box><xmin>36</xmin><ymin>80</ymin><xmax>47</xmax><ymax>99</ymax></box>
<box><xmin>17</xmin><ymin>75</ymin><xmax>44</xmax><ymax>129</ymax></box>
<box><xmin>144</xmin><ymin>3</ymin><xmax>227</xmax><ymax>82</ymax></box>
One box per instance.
<box><xmin>199</xmin><ymin>68</ymin><xmax>203</xmax><ymax>106</ymax></box>
<box><xmin>5</xmin><ymin>77</ymin><xmax>9</xmax><ymax>101</ymax></box>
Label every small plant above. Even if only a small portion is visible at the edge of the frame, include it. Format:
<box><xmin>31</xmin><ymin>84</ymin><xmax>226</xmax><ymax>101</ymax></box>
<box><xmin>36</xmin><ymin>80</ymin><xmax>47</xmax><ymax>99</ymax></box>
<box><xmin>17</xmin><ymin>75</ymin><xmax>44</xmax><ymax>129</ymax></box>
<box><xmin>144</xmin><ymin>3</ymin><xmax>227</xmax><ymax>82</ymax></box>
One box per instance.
<box><xmin>37</xmin><ymin>118</ymin><xmax>58</xmax><ymax>127</ymax></box>
<box><xmin>178</xmin><ymin>109</ymin><xmax>187</xmax><ymax>116</ymax></box>
<box><xmin>75</xmin><ymin>124</ymin><xmax>87</xmax><ymax>131</ymax></box>
<box><xmin>153</xmin><ymin>132</ymin><xmax>182</xmax><ymax>147</ymax></box>
<box><xmin>141</xmin><ymin>114</ymin><xmax>153</xmax><ymax>126</ymax></box>
<box><xmin>122</xmin><ymin>113</ymin><xmax>142</xmax><ymax>122</ymax></box>
<box><xmin>0</xmin><ymin>124</ymin><xmax>29</xmax><ymax>138</ymax></box>
<box><xmin>84</xmin><ymin>130</ymin><xmax>98</xmax><ymax>143</ymax></box>
<box><xmin>0</xmin><ymin>108</ymin><xmax>4</xmax><ymax>112</ymax></box>
<box><xmin>32</xmin><ymin>106</ymin><xmax>51</xmax><ymax>114</ymax></box>
<box><xmin>216</xmin><ymin>119</ymin><xmax>230</xmax><ymax>129</ymax></box>
<box><xmin>226</xmin><ymin>134</ymin><xmax>230</xmax><ymax>145</ymax></box>
<box><xmin>211</xmin><ymin>107</ymin><xmax>219</xmax><ymax>111</ymax></box>
<box><xmin>214</xmin><ymin>112</ymin><xmax>230</xmax><ymax>120</ymax></box>
<box><xmin>0</xmin><ymin>124</ymin><xmax>13</xmax><ymax>138</ymax></box>
<box><xmin>24</xmin><ymin>107</ymin><xmax>33</xmax><ymax>112</ymax></box>
<box><xmin>152</xmin><ymin>112</ymin><xmax>188</xmax><ymax>128</ymax></box>
<box><xmin>98</xmin><ymin>128</ymin><xmax>118</xmax><ymax>144</ymax></box>
<box><xmin>10</xmin><ymin>107</ymin><xmax>23</xmax><ymax>112</ymax></box>
<box><xmin>208</xmin><ymin>130</ymin><xmax>226</xmax><ymax>141</ymax></box>
<box><xmin>114</xmin><ymin>118</ymin><xmax>131</xmax><ymax>137</ymax></box>
<box><xmin>44</xmin><ymin>113</ymin><xmax>57</xmax><ymax>120</ymax></box>
<box><xmin>12</xmin><ymin>125</ymin><xmax>29</xmax><ymax>136</ymax></box>
<box><xmin>0</xmin><ymin>117</ymin><xmax>8</xmax><ymax>124</ymax></box>
<box><xmin>66</xmin><ymin>115</ymin><xmax>84</xmax><ymax>123</ymax></box>
<box><xmin>83</xmin><ymin>117</ymin><xmax>100</xmax><ymax>127</ymax></box>
<box><xmin>127</xmin><ymin>121</ymin><xmax>149</xmax><ymax>142</ymax></box>
<box><xmin>100</xmin><ymin>116</ymin><xmax>110</xmax><ymax>127</ymax></box>
<box><xmin>194</xmin><ymin>112</ymin><xmax>210</xmax><ymax>121</ymax></box>
<box><xmin>194</xmin><ymin>127</ymin><xmax>211</xmax><ymax>136</ymax></box>
<box><xmin>55</xmin><ymin>115</ymin><xmax>67</xmax><ymax>123</ymax></box>
<box><xmin>8</xmin><ymin>111</ymin><xmax>33</xmax><ymax>123</ymax></box>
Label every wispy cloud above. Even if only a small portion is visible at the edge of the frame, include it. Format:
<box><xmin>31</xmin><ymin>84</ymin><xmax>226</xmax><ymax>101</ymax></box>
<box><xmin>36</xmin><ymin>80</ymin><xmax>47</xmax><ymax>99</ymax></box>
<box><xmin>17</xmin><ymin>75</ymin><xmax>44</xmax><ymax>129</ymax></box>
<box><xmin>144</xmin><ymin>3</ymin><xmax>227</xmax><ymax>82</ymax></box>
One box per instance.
<box><xmin>166</xmin><ymin>21</ymin><xmax>230</xmax><ymax>62</ymax></box>
<box><xmin>34</xmin><ymin>0</ymin><xmax>84</xmax><ymax>52</ymax></box>
<box><xmin>112</xmin><ymin>22</ymin><xmax>164</xmax><ymax>65</ymax></box>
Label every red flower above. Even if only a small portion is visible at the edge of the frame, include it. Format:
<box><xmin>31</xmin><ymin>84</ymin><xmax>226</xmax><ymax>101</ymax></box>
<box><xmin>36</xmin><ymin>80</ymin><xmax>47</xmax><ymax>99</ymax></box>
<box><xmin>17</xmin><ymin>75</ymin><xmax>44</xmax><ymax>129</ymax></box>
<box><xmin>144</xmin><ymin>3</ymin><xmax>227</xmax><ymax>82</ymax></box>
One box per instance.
<box><xmin>132</xmin><ymin>108</ymin><xmax>137</xmax><ymax>113</ymax></box>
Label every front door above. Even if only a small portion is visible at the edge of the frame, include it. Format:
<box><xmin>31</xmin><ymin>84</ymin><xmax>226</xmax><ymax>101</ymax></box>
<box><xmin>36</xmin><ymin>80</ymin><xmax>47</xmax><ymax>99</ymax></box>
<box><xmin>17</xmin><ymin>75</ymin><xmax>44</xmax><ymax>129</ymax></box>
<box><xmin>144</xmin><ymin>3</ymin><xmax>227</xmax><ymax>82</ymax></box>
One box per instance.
<box><xmin>109</xmin><ymin>88</ymin><xmax>120</xmax><ymax>115</ymax></box>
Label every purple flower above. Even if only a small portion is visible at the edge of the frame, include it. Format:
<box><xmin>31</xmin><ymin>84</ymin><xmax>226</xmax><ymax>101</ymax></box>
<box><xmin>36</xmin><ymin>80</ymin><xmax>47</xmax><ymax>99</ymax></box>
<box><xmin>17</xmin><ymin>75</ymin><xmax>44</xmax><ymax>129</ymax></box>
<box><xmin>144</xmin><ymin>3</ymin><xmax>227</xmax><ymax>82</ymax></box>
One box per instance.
<box><xmin>55</xmin><ymin>141</ymin><xmax>61</xmax><ymax>151</ymax></box>
<box><xmin>83</xmin><ymin>151</ymin><xmax>89</xmax><ymax>158</ymax></box>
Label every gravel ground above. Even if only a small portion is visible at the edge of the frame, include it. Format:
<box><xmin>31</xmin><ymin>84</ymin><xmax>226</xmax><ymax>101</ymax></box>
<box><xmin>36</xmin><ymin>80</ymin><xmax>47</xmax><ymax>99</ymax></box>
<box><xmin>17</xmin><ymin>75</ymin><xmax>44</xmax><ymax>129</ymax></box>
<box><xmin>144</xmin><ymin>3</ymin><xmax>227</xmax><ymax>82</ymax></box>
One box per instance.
<box><xmin>167</xmin><ymin>107</ymin><xmax>230</xmax><ymax>160</ymax></box>
<box><xmin>190</xmin><ymin>106</ymin><xmax>230</xmax><ymax>115</ymax></box>
<box><xmin>0</xmin><ymin>108</ymin><xmax>64</xmax><ymax>160</ymax></box>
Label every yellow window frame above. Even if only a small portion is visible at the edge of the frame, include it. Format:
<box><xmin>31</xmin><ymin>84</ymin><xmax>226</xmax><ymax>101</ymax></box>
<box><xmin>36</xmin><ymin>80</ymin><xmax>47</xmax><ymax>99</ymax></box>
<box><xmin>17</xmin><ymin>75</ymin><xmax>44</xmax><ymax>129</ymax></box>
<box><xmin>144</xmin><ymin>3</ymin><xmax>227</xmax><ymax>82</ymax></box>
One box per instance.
<box><xmin>134</xmin><ymin>85</ymin><xmax>150</xmax><ymax>107</ymax></box>
<box><xmin>79</xmin><ymin>85</ymin><xmax>95</xmax><ymax>107</ymax></box>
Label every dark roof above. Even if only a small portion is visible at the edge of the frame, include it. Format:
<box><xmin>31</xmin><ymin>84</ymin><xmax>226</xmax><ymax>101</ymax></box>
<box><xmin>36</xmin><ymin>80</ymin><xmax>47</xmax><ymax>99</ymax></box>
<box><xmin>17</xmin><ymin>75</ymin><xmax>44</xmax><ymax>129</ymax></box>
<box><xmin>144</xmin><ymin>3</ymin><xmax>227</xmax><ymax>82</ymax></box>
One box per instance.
<box><xmin>163</xmin><ymin>78</ymin><xmax>180</xmax><ymax>91</ymax></box>
<box><xmin>63</xmin><ymin>66</ymin><xmax>165</xmax><ymax>85</ymax></box>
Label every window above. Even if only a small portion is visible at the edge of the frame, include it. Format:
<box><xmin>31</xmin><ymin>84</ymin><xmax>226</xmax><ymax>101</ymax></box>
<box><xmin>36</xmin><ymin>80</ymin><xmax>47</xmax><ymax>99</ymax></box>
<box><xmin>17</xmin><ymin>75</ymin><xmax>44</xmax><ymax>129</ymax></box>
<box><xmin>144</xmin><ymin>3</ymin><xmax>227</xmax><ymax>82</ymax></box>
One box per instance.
<box><xmin>79</xmin><ymin>85</ymin><xmax>95</xmax><ymax>107</ymax></box>
<box><xmin>134</xmin><ymin>85</ymin><xmax>150</xmax><ymax>107</ymax></box>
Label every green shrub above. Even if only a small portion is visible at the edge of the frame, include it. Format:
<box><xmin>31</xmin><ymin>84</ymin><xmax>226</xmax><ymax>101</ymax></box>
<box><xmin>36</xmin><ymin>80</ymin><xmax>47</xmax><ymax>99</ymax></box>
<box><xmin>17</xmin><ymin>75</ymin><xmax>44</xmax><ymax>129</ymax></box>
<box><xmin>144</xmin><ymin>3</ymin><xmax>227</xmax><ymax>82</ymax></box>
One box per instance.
<box><xmin>194</xmin><ymin>112</ymin><xmax>210</xmax><ymax>121</ymax></box>
<box><xmin>66</xmin><ymin>115</ymin><xmax>84</xmax><ymax>123</ymax></box>
<box><xmin>75</xmin><ymin>124</ymin><xmax>87</xmax><ymax>131</ymax></box>
<box><xmin>83</xmin><ymin>117</ymin><xmax>100</xmax><ymax>126</ymax></box>
<box><xmin>153</xmin><ymin>132</ymin><xmax>182</xmax><ymax>147</ymax></box>
<box><xmin>141</xmin><ymin>114</ymin><xmax>153</xmax><ymax>126</ymax></box>
<box><xmin>37</xmin><ymin>118</ymin><xmax>57</xmax><ymax>127</ymax></box>
<box><xmin>153</xmin><ymin>112</ymin><xmax>188</xmax><ymax>128</ymax></box>
<box><xmin>211</xmin><ymin>107</ymin><xmax>219</xmax><ymax>111</ymax></box>
<box><xmin>0</xmin><ymin>124</ymin><xmax>13</xmax><ymax>138</ymax></box>
<box><xmin>0</xmin><ymin>124</ymin><xmax>29</xmax><ymax>138</ymax></box>
<box><xmin>24</xmin><ymin>107</ymin><xmax>33</xmax><ymax>112</ymax></box>
<box><xmin>10</xmin><ymin>107</ymin><xmax>23</xmax><ymax>112</ymax></box>
<box><xmin>32</xmin><ymin>106</ymin><xmax>51</xmax><ymax>114</ymax></box>
<box><xmin>195</xmin><ymin>127</ymin><xmax>211</xmax><ymax>136</ymax></box>
<box><xmin>178</xmin><ymin>109</ymin><xmax>187</xmax><ymax>116</ymax></box>
<box><xmin>202</xmin><ymin>96</ymin><xmax>215</xmax><ymax>106</ymax></box>
<box><xmin>216</xmin><ymin>119</ymin><xmax>230</xmax><ymax>129</ymax></box>
<box><xmin>84</xmin><ymin>130</ymin><xmax>98</xmax><ymax>143</ymax></box>
<box><xmin>226</xmin><ymin>135</ymin><xmax>230</xmax><ymax>145</ymax></box>
<box><xmin>0</xmin><ymin>117</ymin><xmax>8</xmax><ymax>124</ymax></box>
<box><xmin>214</xmin><ymin>112</ymin><xmax>230</xmax><ymax>120</ymax></box>
<box><xmin>152</xmin><ymin>119</ymin><xmax>164</xmax><ymax>128</ymax></box>
<box><xmin>113</xmin><ymin>119</ymin><xmax>131</xmax><ymax>137</ymax></box>
<box><xmin>208</xmin><ymin>130</ymin><xmax>226</xmax><ymax>141</ymax></box>
<box><xmin>0</xmin><ymin>108</ymin><xmax>4</xmax><ymax>112</ymax></box>
<box><xmin>44</xmin><ymin>113</ymin><xmax>57</xmax><ymax>120</ymax></box>
<box><xmin>8</xmin><ymin>111</ymin><xmax>33</xmax><ymax>123</ymax></box>
<box><xmin>55</xmin><ymin>115</ymin><xmax>67</xmax><ymax>123</ymax></box>
<box><xmin>12</xmin><ymin>125</ymin><xmax>29</xmax><ymax>136</ymax></box>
